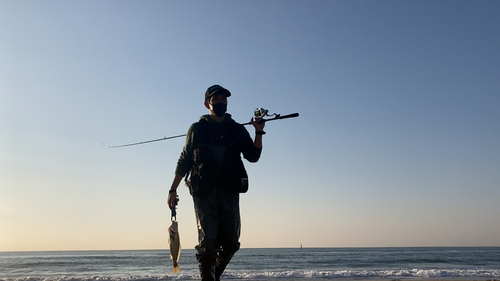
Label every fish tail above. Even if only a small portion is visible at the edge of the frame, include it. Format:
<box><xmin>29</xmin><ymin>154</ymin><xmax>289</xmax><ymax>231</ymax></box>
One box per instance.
<box><xmin>173</xmin><ymin>265</ymin><xmax>180</xmax><ymax>273</ymax></box>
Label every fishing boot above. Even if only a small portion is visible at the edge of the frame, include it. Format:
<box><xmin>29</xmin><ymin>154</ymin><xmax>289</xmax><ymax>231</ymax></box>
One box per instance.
<box><xmin>215</xmin><ymin>250</ymin><xmax>236</xmax><ymax>281</ymax></box>
<box><xmin>214</xmin><ymin>259</ymin><xmax>227</xmax><ymax>281</ymax></box>
<box><xmin>199</xmin><ymin>264</ymin><xmax>216</xmax><ymax>281</ymax></box>
<box><xmin>196</xmin><ymin>248</ymin><xmax>217</xmax><ymax>281</ymax></box>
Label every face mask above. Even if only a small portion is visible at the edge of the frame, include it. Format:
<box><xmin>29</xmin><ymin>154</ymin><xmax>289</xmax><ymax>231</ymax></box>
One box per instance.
<box><xmin>211</xmin><ymin>103</ymin><xmax>227</xmax><ymax>117</ymax></box>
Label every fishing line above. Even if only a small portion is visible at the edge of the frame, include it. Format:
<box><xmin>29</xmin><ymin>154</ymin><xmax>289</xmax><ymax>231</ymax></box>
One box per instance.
<box><xmin>102</xmin><ymin>109</ymin><xmax>298</xmax><ymax>148</ymax></box>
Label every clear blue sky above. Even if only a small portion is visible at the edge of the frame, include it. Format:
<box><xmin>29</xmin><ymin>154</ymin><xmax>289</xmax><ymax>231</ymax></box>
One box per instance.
<box><xmin>1</xmin><ymin>0</ymin><xmax>499</xmax><ymax>251</ymax></box>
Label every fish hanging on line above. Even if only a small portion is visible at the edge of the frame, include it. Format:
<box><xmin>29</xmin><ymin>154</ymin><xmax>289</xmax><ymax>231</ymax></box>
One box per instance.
<box><xmin>168</xmin><ymin>220</ymin><xmax>181</xmax><ymax>273</ymax></box>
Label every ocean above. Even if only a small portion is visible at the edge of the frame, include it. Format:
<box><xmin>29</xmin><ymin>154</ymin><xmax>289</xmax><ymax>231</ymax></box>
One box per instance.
<box><xmin>1</xmin><ymin>247</ymin><xmax>499</xmax><ymax>281</ymax></box>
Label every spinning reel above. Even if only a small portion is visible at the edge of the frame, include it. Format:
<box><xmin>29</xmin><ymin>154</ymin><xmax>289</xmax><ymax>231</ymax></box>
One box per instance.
<box><xmin>254</xmin><ymin>108</ymin><xmax>278</xmax><ymax>119</ymax></box>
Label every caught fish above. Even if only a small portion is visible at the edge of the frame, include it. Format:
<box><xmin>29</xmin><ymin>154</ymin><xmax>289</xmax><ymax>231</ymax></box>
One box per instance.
<box><xmin>168</xmin><ymin>220</ymin><xmax>181</xmax><ymax>273</ymax></box>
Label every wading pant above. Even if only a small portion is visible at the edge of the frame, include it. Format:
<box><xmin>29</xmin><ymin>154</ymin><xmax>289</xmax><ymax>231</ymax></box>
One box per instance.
<box><xmin>193</xmin><ymin>188</ymin><xmax>241</xmax><ymax>281</ymax></box>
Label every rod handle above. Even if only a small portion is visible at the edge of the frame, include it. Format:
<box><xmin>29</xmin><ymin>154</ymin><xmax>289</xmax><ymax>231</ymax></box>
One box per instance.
<box><xmin>277</xmin><ymin>113</ymin><xmax>299</xmax><ymax>120</ymax></box>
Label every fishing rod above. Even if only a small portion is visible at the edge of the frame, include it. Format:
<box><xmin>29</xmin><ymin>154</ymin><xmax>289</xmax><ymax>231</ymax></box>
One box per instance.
<box><xmin>102</xmin><ymin>108</ymin><xmax>299</xmax><ymax>148</ymax></box>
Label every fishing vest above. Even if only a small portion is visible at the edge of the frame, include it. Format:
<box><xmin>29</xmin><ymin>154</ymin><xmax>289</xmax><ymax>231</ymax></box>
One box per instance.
<box><xmin>186</xmin><ymin>119</ymin><xmax>249</xmax><ymax>196</ymax></box>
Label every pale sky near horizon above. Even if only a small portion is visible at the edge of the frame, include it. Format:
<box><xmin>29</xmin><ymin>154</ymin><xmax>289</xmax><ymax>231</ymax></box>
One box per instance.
<box><xmin>1</xmin><ymin>1</ymin><xmax>499</xmax><ymax>252</ymax></box>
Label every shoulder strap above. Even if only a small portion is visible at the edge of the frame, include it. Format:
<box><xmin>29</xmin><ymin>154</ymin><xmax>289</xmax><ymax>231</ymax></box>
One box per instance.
<box><xmin>196</xmin><ymin>119</ymin><xmax>209</xmax><ymax>145</ymax></box>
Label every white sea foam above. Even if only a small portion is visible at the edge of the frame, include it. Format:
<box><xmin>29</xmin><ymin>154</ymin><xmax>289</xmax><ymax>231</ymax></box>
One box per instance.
<box><xmin>6</xmin><ymin>269</ymin><xmax>493</xmax><ymax>281</ymax></box>
<box><xmin>224</xmin><ymin>269</ymin><xmax>500</xmax><ymax>279</ymax></box>
<box><xmin>2</xmin><ymin>269</ymin><xmax>500</xmax><ymax>281</ymax></box>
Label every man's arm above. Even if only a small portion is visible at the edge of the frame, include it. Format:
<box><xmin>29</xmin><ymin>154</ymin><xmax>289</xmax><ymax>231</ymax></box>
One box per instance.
<box><xmin>167</xmin><ymin>174</ymin><xmax>183</xmax><ymax>209</ymax></box>
<box><xmin>167</xmin><ymin>123</ymin><xmax>196</xmax><ymax>209</ymax></box>
<box><xmin>251</xmin><ymin>117</ymin><xmax>265</xmax><ymax>149</ymax></box>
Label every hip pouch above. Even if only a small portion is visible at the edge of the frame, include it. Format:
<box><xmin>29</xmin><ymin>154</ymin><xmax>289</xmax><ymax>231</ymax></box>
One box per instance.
<box><xmin>222</xmin><ymin>156</ymin><xmax>249</xmax><ymax>193</ymax></box>
<box><xmin>220</xmin><ymin>143</ymin><xmax>249</xmax><ymax>193</ymax></box>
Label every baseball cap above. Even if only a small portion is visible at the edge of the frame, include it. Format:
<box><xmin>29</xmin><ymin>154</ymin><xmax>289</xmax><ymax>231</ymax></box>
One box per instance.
<box><xmin>205</xmin><ymin>85</ymin><xmax>231</xmax><ymax>101</ymax></box>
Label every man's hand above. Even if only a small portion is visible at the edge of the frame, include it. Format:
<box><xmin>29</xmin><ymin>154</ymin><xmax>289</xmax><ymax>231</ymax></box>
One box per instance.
<box><xmin>167</xmin><ymin>174</ymin><xmax>183</xmax><ymax>209</ymax></box>
<box><xmin>167</xmin><ymin>191</ymin><xmax>179</xmax><ymax>209</ymax></box>
<box><xmin>251</xmin><ymin>117</ymin><xmax>265</xmax><ymax>132</ymax></box>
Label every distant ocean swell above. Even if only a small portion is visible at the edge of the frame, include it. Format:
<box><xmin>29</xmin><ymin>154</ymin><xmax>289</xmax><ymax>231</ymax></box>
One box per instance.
<box><xmin>2</xmin><ymin>268</ymin><xmax>500</xmax><ymax>281</ymax></box>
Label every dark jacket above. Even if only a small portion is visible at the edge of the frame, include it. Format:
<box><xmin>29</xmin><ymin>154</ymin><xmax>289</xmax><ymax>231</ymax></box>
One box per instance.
<box><xmin>175</xmin><ymin>114</ymin><xmax>262</xmax><ymax>195</ymax></box>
